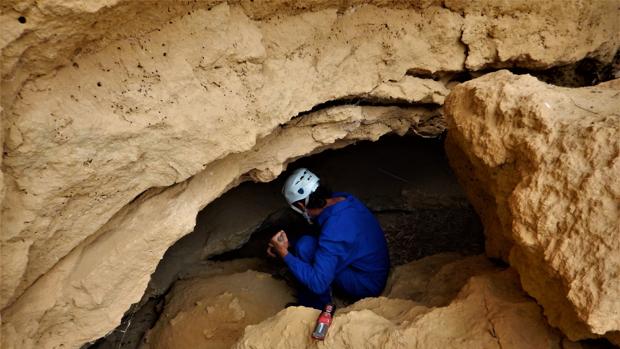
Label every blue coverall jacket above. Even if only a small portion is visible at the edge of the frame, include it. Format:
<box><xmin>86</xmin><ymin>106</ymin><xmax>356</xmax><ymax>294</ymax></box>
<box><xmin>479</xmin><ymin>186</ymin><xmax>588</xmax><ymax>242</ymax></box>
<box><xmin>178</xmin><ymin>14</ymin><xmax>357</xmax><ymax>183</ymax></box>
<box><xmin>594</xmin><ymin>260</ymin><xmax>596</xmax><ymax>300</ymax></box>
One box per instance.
<box><xmin>283</xmin><ymin>192</ymin><xmax>390</xmax><ymax>308</ymax></box>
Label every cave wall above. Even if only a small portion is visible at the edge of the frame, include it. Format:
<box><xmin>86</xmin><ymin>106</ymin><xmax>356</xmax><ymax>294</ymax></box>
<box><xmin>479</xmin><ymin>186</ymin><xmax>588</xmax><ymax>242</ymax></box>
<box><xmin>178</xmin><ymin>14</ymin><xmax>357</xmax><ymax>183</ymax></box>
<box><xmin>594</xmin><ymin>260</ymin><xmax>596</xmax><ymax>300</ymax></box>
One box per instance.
<box><xmin>1</xmin><ymin>1</ymin><xmax>619</xmax><ymax>348</ymax></box>
<box><xmin>2</xmin><ymin>2</ymin><xmax>461</xmax><ymax>312</ymax></box>
<box><xmin>444</xmin><ymin>71</ymin><xmax>620</xmax><ymax>343</ymax></box>
<box><xmin>2</xmin><ymin>103</ymin><xmax>435</xmax><ymax>349</ymax></box>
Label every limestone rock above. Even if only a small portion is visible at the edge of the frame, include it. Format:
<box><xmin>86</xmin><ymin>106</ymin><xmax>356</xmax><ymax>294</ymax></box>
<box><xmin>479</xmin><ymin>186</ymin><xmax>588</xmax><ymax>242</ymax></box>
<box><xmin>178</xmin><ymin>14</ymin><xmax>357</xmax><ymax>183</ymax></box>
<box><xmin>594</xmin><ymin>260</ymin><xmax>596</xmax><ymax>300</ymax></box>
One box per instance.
<box><xmin>445</xmin><ymin>0</ymin><xmax>620</xmax><ymax>70</ymax></box>
<box><xmin>383</xmin><ymin>253</ymin><xmax>500</xmax><ymax>307</ymax></box>
<box><xmin>234</xmin><ymin>264</ymin><xmax>565</xmax><ymax>348</ymax></box>
<box><xmin>0</xmin><ymin>104</ymin><xmax>435</xmax><ymax>349</ymax></box>
<box><xmin>5</xmin><ymin>0</ymin><xmax>617</xmax><ymax>104</ymax></box>
<box><xmin>1</xmin><ymin>1</ymin><xmax>618</xmax><ymax>348</ymax></box>
<box><xmin>1</xmin><ymin>2</ymin><xmax>463</xmax><ymax>311</ymax></box>
<box><xmin>2</xmin><ymin>0</ymin><xmax>618</xmax><ymax>312</ymax></box>
<box><xmin>367</xmin><ymin>75</ymin><xmax>450</xmax><ymax>105</ymax></box>
<box><xmin>444</xmin><ymin>71</ymin><xmax>620</xmax><ymax>341</ymax></box>
<box><xmin>141</xmin><ymin>270</ymin><xmax>294</xmax><ymax>349</ymax></box>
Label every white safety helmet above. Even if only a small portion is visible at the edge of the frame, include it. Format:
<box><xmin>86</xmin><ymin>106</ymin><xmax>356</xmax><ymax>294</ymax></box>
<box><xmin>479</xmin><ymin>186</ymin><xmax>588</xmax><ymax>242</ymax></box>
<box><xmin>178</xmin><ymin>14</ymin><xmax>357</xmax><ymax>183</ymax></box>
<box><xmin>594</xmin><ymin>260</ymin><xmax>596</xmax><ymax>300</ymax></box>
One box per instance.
<box><xmin>282</xmin><ymin>168</ymin><xmax>320</xmax><ymax>220</ymax></box>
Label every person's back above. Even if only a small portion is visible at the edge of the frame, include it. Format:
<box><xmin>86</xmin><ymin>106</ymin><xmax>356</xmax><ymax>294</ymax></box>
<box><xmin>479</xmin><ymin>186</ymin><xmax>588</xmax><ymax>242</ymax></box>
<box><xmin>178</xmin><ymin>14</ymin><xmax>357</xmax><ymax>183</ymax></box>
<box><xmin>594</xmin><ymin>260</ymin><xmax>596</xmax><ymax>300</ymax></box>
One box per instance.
<box><xmin>316</xmin><ymin>192</ymin><xmax>390</xmax><ymax>299</ymax></box>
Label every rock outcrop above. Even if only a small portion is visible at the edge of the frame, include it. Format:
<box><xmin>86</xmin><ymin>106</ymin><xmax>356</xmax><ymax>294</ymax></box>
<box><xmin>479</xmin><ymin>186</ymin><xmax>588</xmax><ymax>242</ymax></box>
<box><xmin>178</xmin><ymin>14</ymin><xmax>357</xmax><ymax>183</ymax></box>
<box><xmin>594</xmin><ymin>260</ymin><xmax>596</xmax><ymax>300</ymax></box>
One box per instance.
<box><xmin>383</xmin><ymin>253</ymin><xmax>499</xmax><ymax>307</ymax></box>
<box><xmin>1</xmin><ymin>1</ymin><xmax>619</xmax><ymax>348</ymax></box>
<box><xmin>234</xmin><ymin>254</ymin><xmax>572</xmax><ymax>349</ymax></box>
<box><xmin>2</xmin><ymin>1</ymin><xmax>462</xmax><ymax>313</ymax></box>
<box><xmin>444</xmin><ymin>71</ymin><xmax>620</xmax><ymax>342</ymax></box>
<box><xmin>1</xmin><ymin>103</ymin><xmax>437</xmax><ymax>349</ymax></box>
<box><xmin>134</xmin><ymin>254</ymin><xmax>582</xmax><ymax>349</ymax></box>
<box><xmin>141</xmin><ymin>269</ymin><xmax>294</xmax><ymax>349</ymax></box>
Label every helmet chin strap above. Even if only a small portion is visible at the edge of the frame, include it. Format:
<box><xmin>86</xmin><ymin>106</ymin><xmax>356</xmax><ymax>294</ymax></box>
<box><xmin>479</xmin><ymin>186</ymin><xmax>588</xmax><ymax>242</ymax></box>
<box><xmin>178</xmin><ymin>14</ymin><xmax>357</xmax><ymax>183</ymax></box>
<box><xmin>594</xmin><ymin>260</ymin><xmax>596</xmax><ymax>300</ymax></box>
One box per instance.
<box><xmin>302</xmin><ymin>210</ymin><xmax>313</xmax><ymax>225</ymax></box>
<box><xmin>290</xmin><ymin>196</ymin><xmax>314</xmax><ymax>224</ymax></box>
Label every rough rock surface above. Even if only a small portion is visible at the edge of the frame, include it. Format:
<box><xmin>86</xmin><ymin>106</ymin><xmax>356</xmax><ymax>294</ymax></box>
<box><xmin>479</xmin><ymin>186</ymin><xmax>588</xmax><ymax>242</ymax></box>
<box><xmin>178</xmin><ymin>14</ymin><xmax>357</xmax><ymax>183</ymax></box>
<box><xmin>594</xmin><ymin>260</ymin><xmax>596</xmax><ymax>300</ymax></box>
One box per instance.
<box><xmin>1</xmin><ymin>1</ymin><xmax>619</xmax><ymax>348</ymax></box>
<box><xmin>141</xmin><ymin>270</ymin><xmax>294</xmax><ymax>349</ymax></box>
<box><xmin>382</xmin><ymin>253</ymin><xmax>499</xmax><ymax>306</ymax></box>
<box><xmin>234</xmin><ymin>254</ymin><xmax>570</xmax><ymax>349</ymax></box>
<box><xmin>449</xmin><ymin>0</ymin><xmax>620</xmax><ymax>70</ymax></box>
<box><xmin>1</xmin><ymin>103</ymin><xmax>434</xmax><ymax>349</ymax></box>
<box><xmin>444</xmin><ymin>71</ymin><xmax>620</xmax><ymax>342</ymax></box>
<box><xmin>2</xmin><ymin>1</ymin><xmax>462</xmax><ymax>312</ymax></box>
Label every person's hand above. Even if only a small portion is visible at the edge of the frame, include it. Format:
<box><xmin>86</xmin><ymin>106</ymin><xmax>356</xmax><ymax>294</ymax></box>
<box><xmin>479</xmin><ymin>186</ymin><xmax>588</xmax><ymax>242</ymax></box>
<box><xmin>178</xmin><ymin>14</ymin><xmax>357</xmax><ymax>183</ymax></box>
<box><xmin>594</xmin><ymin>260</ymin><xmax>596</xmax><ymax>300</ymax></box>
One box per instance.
<box><xmin>268</xmin><ymin>230</ymin><xmax>289</xmax><ymax>258</ymax></box>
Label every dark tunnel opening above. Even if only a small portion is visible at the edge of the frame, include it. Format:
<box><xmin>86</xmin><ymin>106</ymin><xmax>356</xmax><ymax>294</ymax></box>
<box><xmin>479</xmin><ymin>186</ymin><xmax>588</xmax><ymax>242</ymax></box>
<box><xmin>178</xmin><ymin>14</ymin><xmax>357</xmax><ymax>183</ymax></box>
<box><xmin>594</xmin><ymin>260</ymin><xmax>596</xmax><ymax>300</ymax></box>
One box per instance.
<box><xmin>212</xmin><ymin>134</ymin><xmax>485</xmax><ymax>266</ymax></box>
<box><xmin>88</xmin><ymin>133</ymin><xmax>488</xmax><ymax>349</ymax></box>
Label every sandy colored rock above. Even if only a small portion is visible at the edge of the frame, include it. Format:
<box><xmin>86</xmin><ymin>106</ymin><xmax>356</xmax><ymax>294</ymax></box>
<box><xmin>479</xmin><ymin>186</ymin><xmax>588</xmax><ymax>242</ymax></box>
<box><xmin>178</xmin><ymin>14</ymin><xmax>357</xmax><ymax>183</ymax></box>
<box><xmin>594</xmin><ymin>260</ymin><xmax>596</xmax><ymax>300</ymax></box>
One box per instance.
<box><xmin>2</xmin><ymin>0</ymin><xmax>618</xmax><ymax>310</ymax></box>
<box><xmin>1</xmin><ymin>2</ymin><xmax>463</xmax><ymax>311</ymax></box>
<box><xmin>383</xmin><ymin>253</ymin><xmax>500</xmax><ymax>307</ymax></box>
<box><xmin>367</xmin><ymin>75</ymin><xmax>451</xmax><ymax>105</ymax></box>
<box><xmin>141</xmin><ymin>270</ymin><xmax>294</xmax><ymax>349</ymax></box>
<box><xmin>3</xmin><ymin>0</ymin><xmax>617</xmax><ymax>102</ymax></box>
<box><xmin>444</xmin><ymin>71</ymin><xmax>620</xmax><ymax>341</ymax></box>
<box><xmin>0</xmin><ymin>1</ymin><xmax>618</xmax><ymax>348</ymax></box>
<box><xmin>445</xmin><ymin>0</ymin><xmax>620</xmax><ymax>70</ymax></box>
<box><xmin>234</xmin><ymin>263</ymin><xmax>565</xmax><ymax>348</ymax></box>
<box><xmin>0</xmin><ymin>104</ymin><xmax>435</xmax><ymax>349</ymax></box>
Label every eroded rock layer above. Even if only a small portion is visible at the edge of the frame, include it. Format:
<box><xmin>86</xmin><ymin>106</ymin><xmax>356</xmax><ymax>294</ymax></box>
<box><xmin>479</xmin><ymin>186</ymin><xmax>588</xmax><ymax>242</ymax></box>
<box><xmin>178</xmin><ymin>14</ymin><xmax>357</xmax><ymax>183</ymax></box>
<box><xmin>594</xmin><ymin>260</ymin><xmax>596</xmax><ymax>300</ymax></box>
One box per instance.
<box><xmin>444</xmin><ymin>71</ymin><xmax>620</xmax><ymax>342</ymax></box>
<box><xmin>2</xmin><ymin>2</ymin><xmax>463</xmax><ymax>312</ymax></box>
<box><xmin>1</xmin><ymin>1</ymin><xmax>619</xmax><ymax>348</ymax></box>
<box><xmin>141</xmin><ymin>269</ymin><xmax>294</xmax><ymax>349</ymax></box>
<box><xmin>1</xmin><ymin>103</ymin><xmax>437</xmax><ymax>349</ymax></box>
<box><xmin>234</xmin><ymin>254</ymin><xmax>573</xmax><ymax>349</ymax></box>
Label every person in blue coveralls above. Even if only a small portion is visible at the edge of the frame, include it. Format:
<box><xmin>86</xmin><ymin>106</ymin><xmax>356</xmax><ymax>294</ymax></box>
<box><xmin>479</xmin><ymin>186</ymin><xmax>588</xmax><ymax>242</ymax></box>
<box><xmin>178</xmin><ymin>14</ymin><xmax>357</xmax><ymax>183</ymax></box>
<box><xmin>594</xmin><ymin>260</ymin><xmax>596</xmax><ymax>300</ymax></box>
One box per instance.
<box><xmin>267</xmin><ymin>168</ymin><xmax>390</xmax><ymax>309</ymax></box>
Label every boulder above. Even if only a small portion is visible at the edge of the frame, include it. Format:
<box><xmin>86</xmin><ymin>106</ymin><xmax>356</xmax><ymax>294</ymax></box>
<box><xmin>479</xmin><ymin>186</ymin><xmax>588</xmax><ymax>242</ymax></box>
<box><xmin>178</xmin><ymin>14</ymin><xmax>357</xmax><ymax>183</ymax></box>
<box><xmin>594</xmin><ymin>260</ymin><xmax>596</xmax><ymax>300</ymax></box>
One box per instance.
<box><xmin>234</xmin><ymin>256</ymin><xmax>568</xmax><ymax>349</ymax></box>
<box><xmin>141</xmin><ymin>270</ymin><xmax>294</xmax><ymax>349</ymax></box>
<box><xmin>444</xmin><ymin>71</ymin><xmax>620</xmax><ymax>342</ymax></box>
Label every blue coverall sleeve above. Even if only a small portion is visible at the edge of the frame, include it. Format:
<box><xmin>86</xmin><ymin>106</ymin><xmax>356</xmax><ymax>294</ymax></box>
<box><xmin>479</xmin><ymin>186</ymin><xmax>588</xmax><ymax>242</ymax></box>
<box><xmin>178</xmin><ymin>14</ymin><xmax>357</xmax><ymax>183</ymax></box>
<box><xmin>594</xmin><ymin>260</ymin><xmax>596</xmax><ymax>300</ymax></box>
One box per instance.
<box><xmin>283</xmin><ymin>237</ymin><xmax>350</xmax><ymax>295</ymax></box>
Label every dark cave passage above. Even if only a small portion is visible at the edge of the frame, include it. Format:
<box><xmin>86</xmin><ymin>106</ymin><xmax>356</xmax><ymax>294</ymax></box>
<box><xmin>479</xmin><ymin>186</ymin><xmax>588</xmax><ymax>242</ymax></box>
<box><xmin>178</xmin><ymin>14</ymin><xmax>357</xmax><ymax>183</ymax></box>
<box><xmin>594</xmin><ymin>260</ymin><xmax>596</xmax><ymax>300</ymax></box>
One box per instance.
<box><xmin>88</xmin><ymin>133</ymin><xmax>486</xmax><ymax>349</ymax></box>
<box><xmin>212</xmin><ymin>134</ymin><xmax>484</xmax><ymax>266</ymax></box>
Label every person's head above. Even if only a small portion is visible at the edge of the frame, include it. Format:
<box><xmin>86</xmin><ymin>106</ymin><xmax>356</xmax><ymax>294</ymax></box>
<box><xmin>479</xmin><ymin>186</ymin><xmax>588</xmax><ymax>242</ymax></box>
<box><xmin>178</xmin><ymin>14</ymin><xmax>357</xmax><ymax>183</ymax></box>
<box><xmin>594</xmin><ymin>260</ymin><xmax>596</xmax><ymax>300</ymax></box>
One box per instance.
<box><xmin>282</xmin><ymin>168</ymin><xmax>332</xmax><ymax>222</ymax></box>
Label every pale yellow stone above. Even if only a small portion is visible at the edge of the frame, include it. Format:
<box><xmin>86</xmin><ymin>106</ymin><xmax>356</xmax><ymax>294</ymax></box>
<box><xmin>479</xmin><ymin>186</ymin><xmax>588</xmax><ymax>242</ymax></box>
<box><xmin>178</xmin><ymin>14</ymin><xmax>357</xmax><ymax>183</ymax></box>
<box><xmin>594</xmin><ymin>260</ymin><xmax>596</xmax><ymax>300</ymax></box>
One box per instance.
<box><xmin>234</xmin><ymin>258</ymin><xmax>564</xmax><ymax>349</ymax></box>
<box><xmin>141</xmin><ymin>270</ymin><xmax>294</xmax><ymax>349</ymax></box>
<box><xmin>445</xmin><ymin>71</ymin><xmax>620</xmax><ymax>342</ymax></box>
<box><xmin>0</xmin><ymin>1</ymin><xmax>618</xmax><ymax>348</ymax></box>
